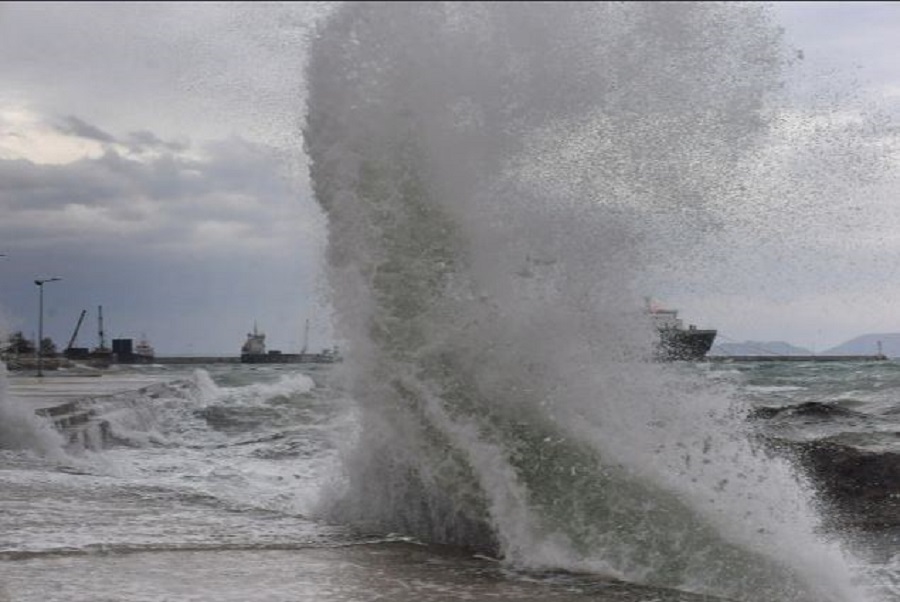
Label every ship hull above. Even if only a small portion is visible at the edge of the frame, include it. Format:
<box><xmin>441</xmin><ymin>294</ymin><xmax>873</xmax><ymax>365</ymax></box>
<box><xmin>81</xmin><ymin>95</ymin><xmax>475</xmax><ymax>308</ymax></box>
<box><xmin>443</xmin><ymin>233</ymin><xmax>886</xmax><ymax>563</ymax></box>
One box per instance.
<box><xmin>656</xmin><ymin>328</ymin><xmax>717</xmax><ymax>361</ymax></box>
<box><xmin>240</xmin><ymin>353</ymin><xmax>336</xmax><ymax>364</ymax></box>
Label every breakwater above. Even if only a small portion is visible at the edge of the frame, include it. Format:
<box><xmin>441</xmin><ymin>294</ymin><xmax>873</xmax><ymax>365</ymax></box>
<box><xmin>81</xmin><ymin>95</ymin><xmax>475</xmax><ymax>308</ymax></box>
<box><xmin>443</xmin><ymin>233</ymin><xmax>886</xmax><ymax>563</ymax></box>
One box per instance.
<box><xmin>709</xmin><ymin>355</ymin><xmax>888</xmax><ymax>362</ymax></box>
<box><xmin>153</xmin><ymin>356</ymin><xmax>240</xmax><ymax>365</ymax></box>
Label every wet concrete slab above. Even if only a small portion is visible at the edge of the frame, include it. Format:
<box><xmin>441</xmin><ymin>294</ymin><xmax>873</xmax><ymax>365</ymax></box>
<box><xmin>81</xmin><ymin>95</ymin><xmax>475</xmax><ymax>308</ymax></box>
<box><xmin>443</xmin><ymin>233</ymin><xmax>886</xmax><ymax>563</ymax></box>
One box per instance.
<box><xmin>6</xmin><ymin>372</ymin><xmax>179</xmax><ymax>411</ymax></box>
<box><xmin>5</xmin><ymin>370</ymin><xmax>184</xmax><ymax>444</ymax></box>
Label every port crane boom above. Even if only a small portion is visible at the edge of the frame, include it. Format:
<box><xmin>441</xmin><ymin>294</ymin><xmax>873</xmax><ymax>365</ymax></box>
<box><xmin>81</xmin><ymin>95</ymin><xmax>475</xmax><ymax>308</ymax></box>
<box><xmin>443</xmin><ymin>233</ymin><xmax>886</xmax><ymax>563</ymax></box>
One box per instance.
<box><xmin>66</xmin><ymin>309</ymin><xmax>87</xmax><ymax>352</ymax></box>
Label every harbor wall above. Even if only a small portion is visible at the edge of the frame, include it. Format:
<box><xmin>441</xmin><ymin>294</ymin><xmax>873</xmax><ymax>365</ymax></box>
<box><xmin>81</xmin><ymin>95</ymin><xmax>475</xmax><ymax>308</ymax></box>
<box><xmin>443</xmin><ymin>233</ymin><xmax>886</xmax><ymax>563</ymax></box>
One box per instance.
<box><xmin>708</xmin><ymin>355</ymin><xmax>888</xmax><ymax>362</ymax></box>
<box><xmin>153</xmin><ymin>356</ymin><xmax>241</xmax><ymax>364</ymax></box>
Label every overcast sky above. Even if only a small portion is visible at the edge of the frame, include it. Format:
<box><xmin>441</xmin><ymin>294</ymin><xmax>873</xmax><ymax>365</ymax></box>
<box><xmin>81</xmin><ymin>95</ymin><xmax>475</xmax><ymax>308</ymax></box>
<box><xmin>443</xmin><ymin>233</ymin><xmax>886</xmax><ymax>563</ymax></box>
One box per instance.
<box><xmin>677</xmin><ymin>1</ymin><xmax>900</xmax><ymax>351</ymax></box>
<box><xmin>1</xmin><ymin>2</ymin><xmax>899</xmax><ymax>355</ymax></box>
<box><xmin>0</xmin><ymin>2</ymin><xmax>334</xmax><ymax>355</ymax></box>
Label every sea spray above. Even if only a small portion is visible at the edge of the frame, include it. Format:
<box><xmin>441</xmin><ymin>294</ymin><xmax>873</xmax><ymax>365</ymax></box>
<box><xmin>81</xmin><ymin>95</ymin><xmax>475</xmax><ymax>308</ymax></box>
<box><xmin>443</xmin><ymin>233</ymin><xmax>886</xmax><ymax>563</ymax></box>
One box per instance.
<box><xmin>305</xmin><ymin>2</ymin><xmax>871</xmax><ymax>600</ymax></box>
<box><xmin>0</xmin><ymin>363</ymin><xmax>66</xmax><ymax>458</ymax></box>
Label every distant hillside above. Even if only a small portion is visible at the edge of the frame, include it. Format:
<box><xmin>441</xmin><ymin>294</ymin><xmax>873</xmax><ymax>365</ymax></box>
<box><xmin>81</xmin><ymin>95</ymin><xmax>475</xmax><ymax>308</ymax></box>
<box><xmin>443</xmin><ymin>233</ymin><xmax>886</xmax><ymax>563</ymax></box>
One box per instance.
<box><xmin>710</xmin><ymin>341</ymin><xmax>812</xmax><ymax>357</ymax></box>
<box><xmin>823</xmin><ymin>333</ymin><xmax>900</xmax><ymax>357</ymax></box>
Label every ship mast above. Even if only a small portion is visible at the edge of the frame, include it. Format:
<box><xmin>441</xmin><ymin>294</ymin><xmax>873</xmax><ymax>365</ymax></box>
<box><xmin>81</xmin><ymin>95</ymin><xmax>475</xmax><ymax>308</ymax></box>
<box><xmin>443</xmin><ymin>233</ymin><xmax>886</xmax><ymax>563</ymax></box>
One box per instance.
<box><xmin>301</xmin><ymin>319</ymin><xmax>309</xmax><ymax>355</ymax></box>
<box><xmin>98</xmin><ymin>305</ymin><xmax>107</xmax><ymax>351</ymax></box>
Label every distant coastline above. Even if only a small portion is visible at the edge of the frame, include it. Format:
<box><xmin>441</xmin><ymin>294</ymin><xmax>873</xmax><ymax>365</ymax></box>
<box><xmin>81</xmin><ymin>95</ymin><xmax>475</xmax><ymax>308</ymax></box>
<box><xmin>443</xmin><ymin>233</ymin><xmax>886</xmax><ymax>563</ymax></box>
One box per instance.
<box><xmin>711</xmin><ymin>332</ymin><xmax>900</xmax><ymax>359</ymax></box>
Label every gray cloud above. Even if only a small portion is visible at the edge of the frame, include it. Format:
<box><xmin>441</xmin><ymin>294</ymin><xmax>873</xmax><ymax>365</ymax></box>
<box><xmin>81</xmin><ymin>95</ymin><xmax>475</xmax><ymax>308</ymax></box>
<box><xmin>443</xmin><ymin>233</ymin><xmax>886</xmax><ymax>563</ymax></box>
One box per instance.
<box><xmin>126</xmin><ymin>130</ymin><xmax>189</xmax><ymax>154</ymax></box>
<box><xmin>0</xmin><ymin>157</ymin><xmax>130</xmax><ymax>211</ymax></box>
<box><xmin>55</xmin><ymin>115</ymin><xmax>117</xmax><ymax>143</ymax></box>
<box><xmin>0</xmin><ymin>120</ymin><xmax>327</xmax><ymax>354</ymax></box>
<box><xmin>0</xmin><ymin>127</ymin><xmax>295</xmax><ymax>213</ymax></box>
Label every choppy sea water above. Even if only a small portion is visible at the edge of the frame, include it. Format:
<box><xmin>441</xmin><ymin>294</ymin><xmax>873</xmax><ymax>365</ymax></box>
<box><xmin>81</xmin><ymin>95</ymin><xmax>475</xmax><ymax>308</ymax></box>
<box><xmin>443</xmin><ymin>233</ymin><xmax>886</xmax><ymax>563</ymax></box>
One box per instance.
<box><xmin>0</xmin><ymin>360</ymin><xmax>898</xmax><ymax>601</ymax></box>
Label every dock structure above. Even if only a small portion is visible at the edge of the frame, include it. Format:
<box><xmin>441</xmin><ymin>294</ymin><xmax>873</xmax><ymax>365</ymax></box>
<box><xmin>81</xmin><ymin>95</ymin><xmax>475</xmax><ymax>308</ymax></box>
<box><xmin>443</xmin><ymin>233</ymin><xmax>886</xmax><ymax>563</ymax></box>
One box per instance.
<box><xmin>154</xmin><ymin>355</ymin><xmax>337</xmax><ymax>365</ymax></box>
<box><xmin>8</xmin><ymin>372</ymin><xmax>177</xmax><ymax>447</ymax></box>
<box><xmin>708</xmin><ymin>354</ymin><xmax>888</xmax><ymax>363</ymax></box>
<box><xmin>153</xmin><ymin>356</ymin><xmax>240</xmax><ymax>365</ymax></box>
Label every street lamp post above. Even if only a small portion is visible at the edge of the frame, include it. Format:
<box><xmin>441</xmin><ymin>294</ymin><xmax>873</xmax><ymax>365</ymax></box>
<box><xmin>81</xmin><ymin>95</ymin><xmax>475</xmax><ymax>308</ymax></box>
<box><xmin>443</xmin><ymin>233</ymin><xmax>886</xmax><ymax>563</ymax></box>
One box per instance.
<box><xmin>35</xmin><ymin>277</ymin><xmax>61</xmax><ymax>377</ymax></box>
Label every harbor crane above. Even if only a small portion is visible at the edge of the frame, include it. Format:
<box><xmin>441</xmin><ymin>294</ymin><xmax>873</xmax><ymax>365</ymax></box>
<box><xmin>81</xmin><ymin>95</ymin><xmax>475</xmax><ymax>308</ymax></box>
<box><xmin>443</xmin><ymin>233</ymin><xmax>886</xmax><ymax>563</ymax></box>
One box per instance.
<box><xmin>65</xmin><ymin>309</ymin><xmax>87</xmax><ymax>353</ymax></box>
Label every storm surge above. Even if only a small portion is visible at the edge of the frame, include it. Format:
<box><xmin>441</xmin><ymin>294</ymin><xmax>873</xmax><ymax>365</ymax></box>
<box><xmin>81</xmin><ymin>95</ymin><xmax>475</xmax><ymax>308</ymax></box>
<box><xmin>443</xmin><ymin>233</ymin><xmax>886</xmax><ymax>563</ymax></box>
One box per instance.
<box><xmin>303</xmin><ymin>3</ymin><xmax>869</xmax><ymax>600</ymax></box>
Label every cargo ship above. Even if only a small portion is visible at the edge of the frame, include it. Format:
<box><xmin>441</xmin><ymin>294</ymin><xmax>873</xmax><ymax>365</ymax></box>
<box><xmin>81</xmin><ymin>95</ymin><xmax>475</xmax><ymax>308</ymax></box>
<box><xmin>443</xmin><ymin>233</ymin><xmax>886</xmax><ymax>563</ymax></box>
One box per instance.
<box><xmin>134</xmin><ymin>336</ymin><xmax>155</xmax><ymax>362</ymax></box>
<box><xmin>647</xmin><ymin>300</ymin><xmax>717</xmax><ymax>361</ymax></box>
<box><xmin>240</xmin><ymin>322</ymin><xmax>338</xmax><ymax>364</ymax></box>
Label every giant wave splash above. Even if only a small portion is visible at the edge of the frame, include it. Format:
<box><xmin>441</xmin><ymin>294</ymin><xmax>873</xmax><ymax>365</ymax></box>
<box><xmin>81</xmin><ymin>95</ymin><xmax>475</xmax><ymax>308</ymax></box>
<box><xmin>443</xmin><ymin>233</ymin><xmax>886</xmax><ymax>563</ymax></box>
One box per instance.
<box><xmin>303</xmin><ymin>3</ymin><xmax>871</xmax><ymax>600</ymax></box>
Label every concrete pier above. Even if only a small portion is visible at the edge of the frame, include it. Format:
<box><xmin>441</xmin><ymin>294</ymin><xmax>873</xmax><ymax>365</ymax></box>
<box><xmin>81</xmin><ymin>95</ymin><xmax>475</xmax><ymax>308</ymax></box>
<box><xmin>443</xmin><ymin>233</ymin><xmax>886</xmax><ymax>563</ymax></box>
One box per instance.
<box><xmin>7</xmin><ymin>372</ymin><xmax>178</xmax><ymax>439</ymax></box>
<box><xmin>153</xmin><ymin>356</ymin><xmax>240</xmax><ymax>364</ymax></box>
<box><xmin>708</xmin><ymin>355</ymin><xmax>889</xmax><ymax>363</ymax></box>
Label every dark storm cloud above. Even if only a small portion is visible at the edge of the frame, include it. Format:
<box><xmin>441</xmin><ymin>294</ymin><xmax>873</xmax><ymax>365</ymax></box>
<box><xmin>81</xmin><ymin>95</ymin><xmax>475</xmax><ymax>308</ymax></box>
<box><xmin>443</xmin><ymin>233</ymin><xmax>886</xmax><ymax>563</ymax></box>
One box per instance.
<box><xmin>0</xmin><ymin>125</ymin><xmax>311</xmax><ymax>248</ymax></box>
<box><xmin>0</xmin><ymin>121</ymin><xmax>326</xmax><ymax>354</ymax></box>
<box><xmin>90</xmin><ymin>148</ymin><xmax>208</xmax><ymax>202</ymax></box>
<box><xmin>0</xmin><ymin>156</ymin><xmax>130</xmax><ymax>210</ymax></box>
<box><xmin>55</xmin><ymin>115</ymin><xmax>118</xmax><ymax>143</ymax></box>
<box><xmin>0</xmin><ymin>127</ymin><xmax>284</xmax><ymax>214</ymax></box>
<box><xmin>56</xmin><ymin>114</ymin><xmax>192</xmax><ymax>157</ymax></box>
<box><xmin>0</xmin><ymin>148</ymin><xmax>206</xmax><ymax>212</ymax></box>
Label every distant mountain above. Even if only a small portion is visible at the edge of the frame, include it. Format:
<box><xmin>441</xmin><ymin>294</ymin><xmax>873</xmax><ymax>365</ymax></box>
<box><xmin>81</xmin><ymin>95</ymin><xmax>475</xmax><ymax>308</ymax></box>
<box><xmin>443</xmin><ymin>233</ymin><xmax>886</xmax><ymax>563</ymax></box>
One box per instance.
<box><xmin>710</xmin><ymin>341</ymin><xmax>812</xmax><ymax>357</ymax></box>
<box><xmin>822</xmin><ymin>333</ymin><xmax>900</xmax><ymax>357</ymax></box>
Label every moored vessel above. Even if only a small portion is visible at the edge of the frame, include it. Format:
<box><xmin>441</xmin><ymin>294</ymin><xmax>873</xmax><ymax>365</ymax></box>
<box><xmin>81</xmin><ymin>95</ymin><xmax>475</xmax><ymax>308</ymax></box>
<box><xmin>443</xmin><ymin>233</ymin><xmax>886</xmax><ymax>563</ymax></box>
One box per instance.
<box><xmin>647</xmin><ymin>299</ymin><xmax>717</xmax><ymax>361</ymax></box>
<box><xmin>134</xmin><ymin>336</ymin><xmax>156</xmax><ymax>363</ymax></box>
<box><xmin>240</xmin><ymin>322</ymin><xmax>339</xmax><ymax>364</ymax></box>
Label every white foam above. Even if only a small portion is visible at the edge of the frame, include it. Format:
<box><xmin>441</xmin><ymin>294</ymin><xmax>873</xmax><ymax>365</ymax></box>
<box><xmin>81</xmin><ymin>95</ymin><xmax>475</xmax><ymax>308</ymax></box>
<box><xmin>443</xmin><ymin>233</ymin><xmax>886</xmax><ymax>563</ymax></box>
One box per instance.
<box><xmin>0</xmin><ymin>363</ymin><xmax>66</xmax><ymax>458</ymax></box>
